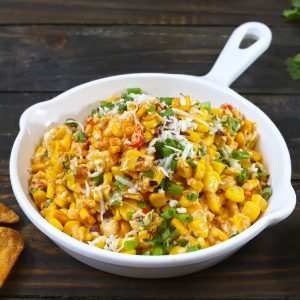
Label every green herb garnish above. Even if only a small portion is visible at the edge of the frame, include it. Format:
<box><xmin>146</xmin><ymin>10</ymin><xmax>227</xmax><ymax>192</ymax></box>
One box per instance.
<box><xmin>236</xmin><ymin>168</ymin><xmax>248</xmax><ymax>184</ymax></box>
<box><xmin>143</xmin><ymin>170</ymin><xmax>155</xmax><ymax>178</ymax></box>
<box><xmin>124</xmin><ymin>239</ymin><xmax>139</xmax><ymax>251</ymax></box>
<box><xmin>159</xmin><ymin>108</ymin><xmax>174</xmax><ymax>117</ymax></box>
<box><xmin>186</xmin><ymin>245</ymin><xmax>200</xmax><ymax>253</ymax></box>
<box><xmin>115</xmin><ymin>180</ymin><xmax>125</xmax><ymax>190</ymax></box>
<box><xmin>194</xmin><ymin>101</ymin><xmax>211</xmax><ymax>113</ymax></box>
<box><xmin>161</xmin><ymin>207</ymin><xmax>176</xmax><ymax>220</ymax></box>
<box><xmin>283</xmin><ymin>0</ymin><xmax>300</xmax><ymax>21</ymax></box>
<box><xmin>187</xmin><ymin>192</ymin><xmax>198</xmax><ymax>201</ymax></box>
<box><xmin>99</xmin><ymin>101</ymin><xmax>114</xmax><ymax>109</ymax></box>
<box><xmin>285</xmin><ymin>53</ymin><xmax>300</xmax><ymax>80</ymax></box>
<box><xmin>226</xmin><ymin>117</ymin><xmax>241</xmax><ymax>136</ymax></box>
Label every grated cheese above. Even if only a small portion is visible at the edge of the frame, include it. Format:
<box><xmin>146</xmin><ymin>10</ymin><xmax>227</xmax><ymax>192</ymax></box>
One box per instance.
<box><xmin>177</xmin><ymin>207</ymin><xmax>187</xmax><ymax>213</ymax></box>
<box><xmin>169</xmin><ymin>199</ymin><xmax>178</xmax><ymax>207</ymax></box>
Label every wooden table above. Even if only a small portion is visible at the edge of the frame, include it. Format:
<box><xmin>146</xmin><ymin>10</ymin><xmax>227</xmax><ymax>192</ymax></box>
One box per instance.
<box><xmin>0</xmin><ymin>1</ymin><xmax>299</xmax><ymax>299</ymax></box>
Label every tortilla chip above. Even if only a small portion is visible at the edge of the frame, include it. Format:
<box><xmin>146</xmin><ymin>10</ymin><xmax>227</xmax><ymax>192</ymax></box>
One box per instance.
<box><xmin>0</xmin><ymin>227</ymin><xmax>24</xmax><ymax>288</ymax></box>
<box><xmin>0</xmin><ymin>203</ymin><xmax>20</xmax><ymax>224</ymax></box>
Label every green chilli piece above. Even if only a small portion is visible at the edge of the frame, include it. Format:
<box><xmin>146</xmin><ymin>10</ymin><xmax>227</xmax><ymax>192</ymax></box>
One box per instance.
<box><xmin>231</xmin><ymin>150</ymin><xmax>250</xmax><ymax>160</ymax></box>
<box><xmin>93</xmin><ymin>175</ymin><xmax>103</xmax><ymax>187</ymax></box>
<box><xmin>124</xmin><ymin>238</ymin><xmax>139</xmax><ymax>251</ymax></box>
<box><xmin>187</xmin><ymin>159</ymin><xmax>197</xmax><ymax>169</ymax></box>
<box><xmin>137</xmin><ymin>201</ymin><xmax>148</xmax><ymax>209</ymax></box>
<box><xmin>127</xmin><ymin>88</ymin><xmax>142</xmax><ymax>94</ymax></box>
<box><xmin>147</xmin><ymin>105</ymin><xmax>156</xmax><ymax>113</ymax></box>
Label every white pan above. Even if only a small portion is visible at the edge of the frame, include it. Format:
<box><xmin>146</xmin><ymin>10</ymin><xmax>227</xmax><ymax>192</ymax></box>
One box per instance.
<box><xmin>10</xmin><ymin>22</ymin><xmax>296</xmax><ymax>278</ymax></box>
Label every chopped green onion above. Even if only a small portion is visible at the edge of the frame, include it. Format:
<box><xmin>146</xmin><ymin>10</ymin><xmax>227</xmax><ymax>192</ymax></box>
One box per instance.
<box><xmin>159</xmin><ymin>97</ymin><xmax>173</xmax><ymax>105</ymax></box>
<box><xmin>76</xmin><ymin>131</ymin><xmax>86</xmax><ymax>142</ymax></box>
<box><xmin>257</xmin><ymin>169</ymin><xmax>267</xmax><ymax>180</ymax></box>
<box><xmin>64</xmin><ymin>118</ymin><xmax>78</xmax><ymax>128</ymax></box>
<box><xmin>159</xmin><ymin>108</ymin><xmax>174</xmax><ymax>117</ymax></box>
<box><xmin>161</xmin><ymin>207</ymin><xmax>176</xmax><ymax>220</ymax></box>
<box><xmin>124</xmin><ymin>238</ymin><xmax>139</xmax><ymax>251</ymax></box>
<box><xmin>147</xmin><ymin>237</ymin><xmax>161</xmax><ymax>247</ymax></box>
<box><xmin>117</xmin><ymin>102</ymin><xmax>127</xmax><ymax>112</ymax></box>
<box><xmin>187</xmin><ymin>192</ymin><xmax>198</xmax><ymax>201</ymax></box>
<box><xmin>161</xmin><ymin>228</ymin><xmax>172</xmax><ymax>242</ymax></box>
<box><xmin>115</xmin><ymin>180</ymin><xmax>125</xmax><ymax>190</ymax></box>
<box><xmin>186</xmin><ymin>245</ymin><xmax>200</xmax><ymax>253</ymax></box>
<box><xmin>93</xmin><ymin>175</ymin><xmax>103</xmax><ymax>187</ymax></box>
<box><xmin>231</xmin><ymin>151</ymin><xmax>250</xmax><ymax>160</ymax></box>
<box><xmin>187</xmin><ymin>158</ymin><xmax>197</xmax><ymax>169</ymax></box>
<box><xmin>171</xmin><ymin>229</ymin><xmax>180</xmax><ymax>239</ymax></box>
<box><xmin>178</xmin><ymin>239</ymin><xmax>189</xmax><ymax>247</ymax></box>
<box><xmin>143</xmin><ymin>170</ymin><xmax>154</xmax><ymax>178</ymax></box>
<box><xmin>196</xmin><ymin>146</ymin><xmax>206</xmax><ymax>157</ymax></box>
<box><xmin>127</xmin><ymin>211</ymin><xmax>134</xmax><ymax>220</ymax></box>
<box><xmin>127</xmin><ymin>88</ymin><xmax>142</xmax><ymax>94</ymax></box>
<box><xmin>170</xmin><ymin>159</ymin><xmax>177</xmax><ymax>171</ymax></box>
<box><xmin>137</xmin><ymin>201</ymin><xmax>148</xmax><ymax>209</ymax></box>
<box><xmin>165</xmin><ymin>138</ymin><xmax>179</xmax><ymax>149</ymax></box>
<box><xmin>99</xmin><ymin>101</ymin><xmax>114</xmax><ymax>109</ymax></box>
<box><xmin>154</xmin><ymin>141</ymin><xmax>165</xmax><ymax>159</ymax></box>
<box><xmin>142</xmin><ymin>251</ymin><xmax>151</xmax><ymax>255</ymax></box>
<box><xmin>262</xmin><ymin>187</ymin><xmax>272</xmax><ymax>200</ymax></box>
<box><xmin>236</xmin><ymin>168</ymin><xmax>248</xmax><ymax>184</ymax></box>
<box><xmin>167</xmin><ymin>183</ymin><xmax>183</xmax><ymax>196</ymax></box>
<box><xmin>147</xmin><ymin>105</ymin><xmax>156</xmax><ymax>113</ymax></box>
<box><xmin>177</xmin><ymin>214</ymin><xmax>193</xmax><ymax>223</ymax></box>
<box><xmin>123</xmin><ymin>96</ymin><xmax>134</xmax><ymax>102</ymax></box>
<box><xmin>162</xmin><ymin>146</ymin><xmax>174</xmax><ymax>157</ymax></box>
<box><xmin>152</xmin><ymin>247</ymin><xmax>164</xmax><ymax>255</ymax></box>
<box><xmin>194</xmin><ymin>101</ymin><xmax>211</xmax><ymax>113</ymax></box>
<box><xmin>227</xmin><ymin>117</ymin><xmax>241</xmax><ymax>136</ymax></box>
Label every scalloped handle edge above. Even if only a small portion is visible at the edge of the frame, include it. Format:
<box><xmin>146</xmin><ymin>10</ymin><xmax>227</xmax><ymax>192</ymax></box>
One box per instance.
<box><xmin>203</xmin><ymin>22</ymin><xmax>272</xmax><ymax>87</ymax></box>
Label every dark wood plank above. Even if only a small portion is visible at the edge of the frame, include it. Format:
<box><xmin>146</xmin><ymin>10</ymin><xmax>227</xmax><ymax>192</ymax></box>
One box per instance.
<box><xmin>0</xmin><ymin>26</ymin><xmax>299</xmax><ymax>94</ymax></box>
<box><xmin>0</xmin><ymin>174</ymin><xmax>299</xmax><ymax>298</ymax></box>
<box><xmin>1</xmin><ymin>92</ymin><xmax>299</xmax><ymax>179</ymax></box>
<box><xmin>0</xmin><ymin>0</ymin><xmax>299</xmax><ymax>27</ymax></box>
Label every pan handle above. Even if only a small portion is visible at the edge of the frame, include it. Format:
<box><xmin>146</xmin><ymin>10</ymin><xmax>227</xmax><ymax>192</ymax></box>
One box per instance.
<box><xmin>203</xmin><ymin>22</ymin><xmax>272</xmax><ymax>87</ymax></box>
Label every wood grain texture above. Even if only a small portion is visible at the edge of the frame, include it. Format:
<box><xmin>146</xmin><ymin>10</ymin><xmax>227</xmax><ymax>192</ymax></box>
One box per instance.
<box><xmin>0</xmin><ymin>0</ymin><xmax>299</xmax><ymax>27</ymax></box>
<box><xmin>0</xmin><ymin>26</ymin><xmax>299</xmax><ymax>94</ymax></box>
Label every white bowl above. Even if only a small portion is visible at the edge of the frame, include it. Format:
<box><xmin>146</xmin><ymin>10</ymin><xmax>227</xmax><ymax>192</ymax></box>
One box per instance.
<box><xmin>10</xmin><ymin>22</ymin><xmax>296</xmax><ymax>278</ymax></box>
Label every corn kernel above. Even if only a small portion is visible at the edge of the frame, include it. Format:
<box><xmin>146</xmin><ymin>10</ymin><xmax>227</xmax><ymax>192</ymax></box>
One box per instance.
<box><xmin>225</xmin><ymin>185</ymin><xmax>245</xmax><ymax>202</ymax></box>
<box><xmin>186</xmin><ymin>129</ymin><xmax>201</xmax><ymax>142</ymax></box>
<box><xmin>251</xmin><ymin>194</ymin><xmax>268</xmax><ymax>213</ymax></box>
<box><xmin>149</xmin><ymin>192</ymin><xmax>167</xmax><ymax>208</ymax></box>
<box><xmin>208</xmin><ymin>226</ymin><xmax>228</xmax><ymax>245</ymax></box>
<box><xmin>242</xmin><ymin>201</ymin><xmax>260</xmax><ymax>222</ymax></box>
<box><xmin>63</xmin><ymin>220</ymin><xmax>80</xmax><ymax>236</ymax></box>
<box><xmin>170</xmin><ymin>246</ymin><xmax>187</xmax><ymax>255</ymax></box>
<box><xmin>79</xmin><ymin>208</ymin><xmax>96</xmax><ymax>225</ymax></box>
<box><xmin>176</xmin><ymin>157</ymin><xmax>193</xmax><ymax>178</ymax></box>
<box><xmin>32</xmin><ymin>189</ymin><xmax>47</xmax><ymax>209</ymax></box>
<box><xmin>203</xmin><ymin>170</ymin><xmax>220</xmax><ymax>193</ymax></box>
<box><xmin>171</xmin><ymin>218</ymin><xmax>188</xmax><ymax>235</ymax></box>
<box><xmin>206</xmin><ymin>192</ymin><xmax>222</xmax><ymax>214</ymax></box>
<box><xmin>103</xmin><ymin>172</ymin><xmax>113</xmax><ymax>183</ymax></box>
<box><xmin>210</xmin><ymin>160</ymin><xmax>226</xmax><ymax>174</ymax></box>
<box><xmin>46</xmin><ymin>216</ymin><xmax>63</xmax><ymax>231</ymax></box>
<box><xmin>202</xmin><ymin>134</ymin><xmax>215</xmax><ymax>147</ymax></box>
<box><xmin>187</xmin><ymin>218</ymin><xmax>209</xmax><ymax>238</ymax></box>
<box><xmin>249</xmin><ymin>150</ymin><xmax>262</xmax><ymax>162</ymax></box>
<box><xmin>232</xmin><ymin>213</ymin><xmax>251</xmax><ymax>232</ymax></box>
<box><xmin>119</xmin><ymin>199</ymin><xmax>138</xmax><ymax>221</ymax></box>
<box><xmin>187</xmin><ymin>178</ymin><xmax>204</xmax><ymax>193</ymax></box>
<box><xmin>194</xmin><ymin>158</ymin><xmax>206</xmax><ymax>180</ymax></box>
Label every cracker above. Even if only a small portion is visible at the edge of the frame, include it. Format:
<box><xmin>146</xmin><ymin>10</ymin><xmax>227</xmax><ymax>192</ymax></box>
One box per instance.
<box><xmin>0</xmin><ymin>203</ymin><xmax>20</xmax><ymax>224</ymax></box>
<box><xmin>0</xmin><ymin>227</ymin><xmax>24</xmax><ymax>287</ymax></box>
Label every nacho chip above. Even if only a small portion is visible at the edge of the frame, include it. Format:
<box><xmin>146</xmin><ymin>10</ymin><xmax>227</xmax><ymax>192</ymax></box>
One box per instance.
<box><xmin>0</xmin><ymin>203</ymin><xmax>20</xmax><ymax>224</ymax></box>
<box><xmin>0</xmin><ymin>227</ymin><xmax>24</xmax><ymax>287</ymax></box>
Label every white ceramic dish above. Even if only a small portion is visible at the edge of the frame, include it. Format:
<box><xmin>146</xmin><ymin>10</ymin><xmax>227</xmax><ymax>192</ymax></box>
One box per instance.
<box><xmin>10</xmin><ymin>22</ymin><xmax>296</xmax><ymax>278</ymax></box>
